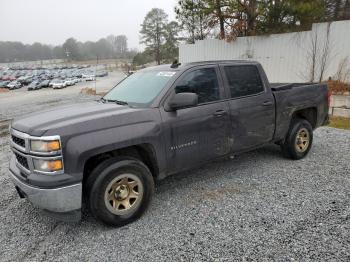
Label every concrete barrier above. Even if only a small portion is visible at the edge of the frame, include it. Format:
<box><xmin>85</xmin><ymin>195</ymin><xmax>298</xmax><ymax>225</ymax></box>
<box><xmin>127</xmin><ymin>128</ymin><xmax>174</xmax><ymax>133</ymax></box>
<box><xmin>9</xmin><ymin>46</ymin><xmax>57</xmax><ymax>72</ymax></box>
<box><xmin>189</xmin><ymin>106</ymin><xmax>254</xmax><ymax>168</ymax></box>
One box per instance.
<box><xmin>329</xmin><ymin>95</ymin><xmax>350</xmax><ymax>117</ymax></box>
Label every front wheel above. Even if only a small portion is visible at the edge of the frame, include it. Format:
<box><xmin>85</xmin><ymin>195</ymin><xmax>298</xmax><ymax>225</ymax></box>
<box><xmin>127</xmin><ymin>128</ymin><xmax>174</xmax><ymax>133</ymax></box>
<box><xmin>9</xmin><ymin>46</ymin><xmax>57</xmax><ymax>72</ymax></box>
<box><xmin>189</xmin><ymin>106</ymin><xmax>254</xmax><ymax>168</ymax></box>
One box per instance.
<box><xmin>281</xmin><ymin>118</ymin><xmax>313</xmax><ymax>160</ymax></box>
<box><xmin>86</xmin><ymin>157</ymin><xmax>154</xmax><ymax>226</ymax></box>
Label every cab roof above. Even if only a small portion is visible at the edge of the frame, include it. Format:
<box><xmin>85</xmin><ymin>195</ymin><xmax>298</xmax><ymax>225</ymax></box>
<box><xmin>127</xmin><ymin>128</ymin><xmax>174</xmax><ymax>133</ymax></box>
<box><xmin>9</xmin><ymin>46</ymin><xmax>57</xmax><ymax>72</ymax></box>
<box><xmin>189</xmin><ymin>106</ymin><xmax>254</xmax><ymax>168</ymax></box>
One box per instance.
<box><xmin>142</xmin><ymin>60</ymin><xmax>260</xmax><ymax>72</ymax></box>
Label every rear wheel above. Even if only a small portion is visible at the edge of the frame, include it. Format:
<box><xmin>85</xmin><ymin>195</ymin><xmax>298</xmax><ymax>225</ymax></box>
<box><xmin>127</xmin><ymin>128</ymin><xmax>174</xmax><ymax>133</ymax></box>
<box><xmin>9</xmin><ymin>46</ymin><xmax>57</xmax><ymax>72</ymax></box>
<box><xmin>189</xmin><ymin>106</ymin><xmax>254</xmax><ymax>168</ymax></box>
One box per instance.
<box><xmin>86</xmin><ymin>157</ymin><xmax>154</xmax><ymax>226</ymax></box>
<box><xmin>281</xmin><ymin>118</ymin><xmax>313</xmax><ymax>160</ymax></box>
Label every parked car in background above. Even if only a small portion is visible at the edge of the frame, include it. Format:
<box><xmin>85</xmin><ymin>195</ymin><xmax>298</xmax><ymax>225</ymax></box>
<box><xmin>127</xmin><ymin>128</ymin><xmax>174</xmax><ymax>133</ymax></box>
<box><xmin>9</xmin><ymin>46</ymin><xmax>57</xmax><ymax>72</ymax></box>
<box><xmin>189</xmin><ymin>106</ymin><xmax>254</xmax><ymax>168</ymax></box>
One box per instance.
<box><xmin>49</xmin><ymin>79</ymin><xmax>60</xmax><ymax>87</ymax></box>
<box><xmin>27</xmin><ymin>80</ymin><xmax>41</xmax><ymax>91</ymax></box>
<box><xmin>82</xmin><ymin>74</ymin><xmax>95</xmax><ymax>81</ymax></box>
<box><xmin>38</xmin><ymin>80</ymin><xmax>50</xmax><ymax>88</ymax></box>
<box><xmin>0</xmin><ymin>80</ymin><xmax>10</xmax><ymax>88</ymax></box>
<box><xmin>72</xmin><ymin>78</ymin><xmax>81</xmax><ymax>84</ymax></box>
<box><xmin>7</xmin><ymin>81</ymin><xmax>21</xmax><ymax>90</ymax></box>
<box><xmin>96</xmin><ymin>71</ymin><xmax>108</xmax><ymax>77</ymax></box>
<box><xmin>22</xmin><ymin>77</ymin><xmax>33</xmax><ymax>85</ymax></box>
<box><xmin>0</xmin><ymin>64</ymin><xmax>103</xmax><ymax>91</ymax></box>
<box><xmin>52</xmin><ymin>79</ymin><xmax>66</xmax><ymax>89</ymax></box>
<box><xmin>2</xmin><ymin>75</ymin><xmax>13</xmax><ymax>81</ymax></box>
<box><xmin>64</xmin><ymin>78</ymin><xmax>75</xmax><ymax>86</ymax></box>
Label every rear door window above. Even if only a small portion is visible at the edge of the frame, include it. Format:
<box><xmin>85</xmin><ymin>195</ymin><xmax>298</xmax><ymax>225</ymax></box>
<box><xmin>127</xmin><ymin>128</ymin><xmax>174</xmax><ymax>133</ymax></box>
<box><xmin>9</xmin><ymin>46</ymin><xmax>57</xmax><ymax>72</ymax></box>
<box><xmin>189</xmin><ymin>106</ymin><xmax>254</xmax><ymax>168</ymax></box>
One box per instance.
<box><xmin>223</xmin><ymin>65</ymin><xmax>264</xmax><ymax>98</ymax></box>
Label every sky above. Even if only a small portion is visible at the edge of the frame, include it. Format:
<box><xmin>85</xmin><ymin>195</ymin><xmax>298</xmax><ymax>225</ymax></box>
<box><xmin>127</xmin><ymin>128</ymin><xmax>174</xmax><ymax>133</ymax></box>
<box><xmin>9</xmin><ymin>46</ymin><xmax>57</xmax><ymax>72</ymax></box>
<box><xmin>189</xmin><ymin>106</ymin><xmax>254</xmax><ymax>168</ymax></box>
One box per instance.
<box><xmin>0</xmin><ymin>0</ymin><xmax>177</xmax><ymax>51</ymax></box>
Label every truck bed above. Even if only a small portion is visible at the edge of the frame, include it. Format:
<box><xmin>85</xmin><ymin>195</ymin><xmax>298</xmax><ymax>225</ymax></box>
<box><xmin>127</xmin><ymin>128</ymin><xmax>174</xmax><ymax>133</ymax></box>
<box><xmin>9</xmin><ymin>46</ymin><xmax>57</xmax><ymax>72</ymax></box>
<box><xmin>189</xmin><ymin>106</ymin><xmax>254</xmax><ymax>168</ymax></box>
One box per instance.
<box><xmin>271</xmin><ymin>82</ymin><xmax>329</xmax><ymax>142</ymax></box>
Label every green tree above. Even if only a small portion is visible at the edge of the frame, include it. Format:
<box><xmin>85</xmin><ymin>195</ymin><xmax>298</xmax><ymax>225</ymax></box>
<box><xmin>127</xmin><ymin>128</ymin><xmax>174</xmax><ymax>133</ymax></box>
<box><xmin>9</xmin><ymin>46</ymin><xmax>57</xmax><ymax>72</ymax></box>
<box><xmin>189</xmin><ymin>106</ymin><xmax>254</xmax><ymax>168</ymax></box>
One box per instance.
<box><xmin>106</xmin><ymin>35</ymin><xmax>128</xmax><ymax>58</ymax></box>
<box><xmin>132</xmin><ymin>49</ymin><xmax>154</xmax><ymax>66</ymax></box>
<box><xmin>257</xmin><ymin>0</ymin><xmax>326</xmax><ymax>34</ymax></box>
<box><xmin>52</xmin><ymin>46</ymin><xmax>64</xmax><ymax>59</ymax></box>
<box><xmin>174</xmin><ymin>0</ymin><xmax>330</xmax><ymax>41</ymax></box>
<box><xmin>175</xmin><ymin>0</ymin><xmax>259</xmax><ymax>41</ymax></box>
<box><xmin>161</xmin><ymin>21</ymin><xmax>180</xmax><ymax>62</ymax></box>
<box><xmin>115</xmin><ymin>35</ymin><xmax>128</xmax><ymax>56</ymax></box>
<box><xmin>140</xmin><ymin>8</ymin><xmax>168</xmax><ymax>65</ymax></box>
<box><xmin>95</xmin><ymin>38</ymin><xmax>113</xmax><ymax>59</ymax></box>
<box><xmin>175</xmin><ymin>0</ymin><xmax>209</xmax><ymax>43</ymax></box>
<box><xmin>62</xmin><ymin>38</ymin><xmax>80</xmax><ymax>60</ymax></box>
<box><xmin>204</xmin><ymin>0</ymin><xmax>228</xmax><ymax>39</ymax></box>
<box><xmin>324</xmin><ymin>0</ymin><xmax>350</xmax><ymax>21</ymax></box>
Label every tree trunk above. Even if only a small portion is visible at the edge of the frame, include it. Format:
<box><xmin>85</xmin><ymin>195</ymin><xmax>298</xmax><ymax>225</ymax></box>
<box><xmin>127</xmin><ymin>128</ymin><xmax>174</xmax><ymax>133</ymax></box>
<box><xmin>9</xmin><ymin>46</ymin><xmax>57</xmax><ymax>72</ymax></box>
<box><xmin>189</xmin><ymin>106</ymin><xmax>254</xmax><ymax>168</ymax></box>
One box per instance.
<box><xmin>199</xmin><ymin>14</ymin><xmax>204</xmax><ymax>40</ymax></box>
<box><xmin>156</xmin><ymin>21</ymin><xmax>161</xmax><ymax>65</ymax></box>
<box><xmin>216</xmin><ymin>0</ymin><xmax>225</xmax><ymax>39</ymax></box>
<box><xmin>334</xmin><ymin>0</ymin><xmax>342</xmax><ymax>20</ymax></box>
<box><xmin>344</xmin><ymin>0</ymin><xmax>350</xmax><ymax>19</ymax></box>
<box><xmin>246</xmin><ymin>0</ymin><xmax>257</xmax><ymax>36</ymax></box>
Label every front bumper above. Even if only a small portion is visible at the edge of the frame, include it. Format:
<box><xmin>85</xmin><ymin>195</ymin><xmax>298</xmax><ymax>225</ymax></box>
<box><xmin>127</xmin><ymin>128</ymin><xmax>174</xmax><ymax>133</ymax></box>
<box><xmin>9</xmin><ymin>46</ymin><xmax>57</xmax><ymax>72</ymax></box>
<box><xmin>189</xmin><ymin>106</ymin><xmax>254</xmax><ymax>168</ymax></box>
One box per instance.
<box><xmin>9</xmin><ymin>158</ymin><xmax>82</xmax><ymax>220</ymax></box>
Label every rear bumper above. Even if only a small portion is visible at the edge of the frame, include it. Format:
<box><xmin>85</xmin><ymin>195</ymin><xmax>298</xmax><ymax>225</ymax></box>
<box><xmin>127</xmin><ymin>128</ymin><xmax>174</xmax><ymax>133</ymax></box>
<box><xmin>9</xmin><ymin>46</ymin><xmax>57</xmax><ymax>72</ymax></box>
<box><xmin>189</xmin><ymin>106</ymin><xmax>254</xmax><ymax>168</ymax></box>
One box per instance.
<box><xmin>9</xmin><ymin>160</ymin><xmax>82</xmax><ymax>221</ymax></box>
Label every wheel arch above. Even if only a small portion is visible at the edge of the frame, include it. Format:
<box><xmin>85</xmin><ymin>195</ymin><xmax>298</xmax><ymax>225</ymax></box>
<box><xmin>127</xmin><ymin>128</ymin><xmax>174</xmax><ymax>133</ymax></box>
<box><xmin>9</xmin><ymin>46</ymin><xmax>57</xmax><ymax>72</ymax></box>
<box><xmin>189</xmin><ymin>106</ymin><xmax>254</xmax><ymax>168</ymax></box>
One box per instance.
<box><xmin>291</xmin><ymin>107</ymin><xmax>317</xmax><ymax>129</ymax></box>
<box><xmin>82</xmin><ymin>143</ymin><xmax>159</xmax><ymax>187</ymax></box>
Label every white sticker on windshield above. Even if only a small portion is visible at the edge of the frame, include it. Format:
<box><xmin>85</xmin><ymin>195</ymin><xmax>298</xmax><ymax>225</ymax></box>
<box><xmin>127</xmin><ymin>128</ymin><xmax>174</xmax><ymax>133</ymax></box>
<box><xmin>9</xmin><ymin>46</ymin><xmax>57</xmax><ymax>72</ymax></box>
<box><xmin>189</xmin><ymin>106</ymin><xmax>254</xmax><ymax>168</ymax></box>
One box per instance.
<box><xmin>157</xmin><ymin>71</ymin><xmax>176</xmax><ymax>77</ymax></box>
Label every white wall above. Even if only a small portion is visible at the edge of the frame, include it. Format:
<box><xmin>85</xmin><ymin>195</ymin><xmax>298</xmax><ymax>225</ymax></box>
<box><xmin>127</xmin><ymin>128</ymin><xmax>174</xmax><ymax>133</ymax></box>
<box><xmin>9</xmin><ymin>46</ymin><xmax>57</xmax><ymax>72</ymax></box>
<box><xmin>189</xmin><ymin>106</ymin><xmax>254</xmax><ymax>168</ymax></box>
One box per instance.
<box><xmin>179</xmin><ymin>20</ymin><xmax>350</xmax><ymax>83</ymax></box>
<box><xmin>330</xmin><ymin>95</ymin><xmax>350</xmax><ymax>117</ymax></box>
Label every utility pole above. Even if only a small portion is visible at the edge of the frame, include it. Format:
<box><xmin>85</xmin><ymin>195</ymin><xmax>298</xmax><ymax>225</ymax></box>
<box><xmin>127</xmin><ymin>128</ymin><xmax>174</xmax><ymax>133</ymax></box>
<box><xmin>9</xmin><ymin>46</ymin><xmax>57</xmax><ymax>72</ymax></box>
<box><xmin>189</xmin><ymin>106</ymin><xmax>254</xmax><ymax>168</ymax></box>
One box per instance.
<box><xmin>65</xmin><ymin>49</ymin><xmax>70</xmax><ymax>64</ymax></box>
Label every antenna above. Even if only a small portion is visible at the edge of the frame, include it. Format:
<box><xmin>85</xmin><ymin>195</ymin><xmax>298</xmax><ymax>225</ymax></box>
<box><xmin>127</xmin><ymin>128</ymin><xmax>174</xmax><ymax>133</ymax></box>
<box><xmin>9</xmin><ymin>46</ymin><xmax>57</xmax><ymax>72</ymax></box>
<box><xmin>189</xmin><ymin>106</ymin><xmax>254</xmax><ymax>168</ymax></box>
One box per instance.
<box><xmin>170</xmin><ymin>59</ymin><xmax>181</xmax><ymax>68</ymax></box>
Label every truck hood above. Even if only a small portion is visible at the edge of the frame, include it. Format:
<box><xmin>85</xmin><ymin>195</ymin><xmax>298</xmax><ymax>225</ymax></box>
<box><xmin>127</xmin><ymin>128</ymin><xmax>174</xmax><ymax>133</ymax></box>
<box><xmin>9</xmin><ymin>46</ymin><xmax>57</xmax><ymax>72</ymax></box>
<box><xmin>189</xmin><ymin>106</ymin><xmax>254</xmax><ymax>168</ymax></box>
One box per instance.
<box><xmin>11</xmin><ymin>101</ymin><xmax>144</xmax><ymax>137</ymax></box>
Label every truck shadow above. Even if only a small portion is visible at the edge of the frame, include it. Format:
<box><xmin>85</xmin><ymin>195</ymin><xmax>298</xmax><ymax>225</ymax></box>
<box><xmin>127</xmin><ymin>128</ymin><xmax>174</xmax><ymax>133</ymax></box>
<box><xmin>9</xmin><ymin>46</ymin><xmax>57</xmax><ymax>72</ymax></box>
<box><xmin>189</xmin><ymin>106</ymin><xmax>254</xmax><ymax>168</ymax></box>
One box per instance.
<box><xmin>82</xmin><ymin>144</ymin><xmax>284</xmax><ymax>226</ymax></box>
<box><xmin>156</xmin><ymin>144</ymin><xmax>283</xmax><ymax>194</ymax></box>
<box><xmin>9</xmin><ymin>144</ymin><xmax>284</xmax><ymax>230</ymax></box>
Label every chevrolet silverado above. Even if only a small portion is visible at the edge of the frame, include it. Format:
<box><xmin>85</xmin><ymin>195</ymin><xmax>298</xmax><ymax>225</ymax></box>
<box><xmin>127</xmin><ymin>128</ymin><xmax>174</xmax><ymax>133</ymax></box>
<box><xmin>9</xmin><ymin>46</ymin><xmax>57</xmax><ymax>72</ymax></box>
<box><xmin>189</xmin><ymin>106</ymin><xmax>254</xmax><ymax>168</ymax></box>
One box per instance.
<box><xmin>8</xmin><ymin>60</ymin><xmax>329</xmax><ymax>226</ymax></box>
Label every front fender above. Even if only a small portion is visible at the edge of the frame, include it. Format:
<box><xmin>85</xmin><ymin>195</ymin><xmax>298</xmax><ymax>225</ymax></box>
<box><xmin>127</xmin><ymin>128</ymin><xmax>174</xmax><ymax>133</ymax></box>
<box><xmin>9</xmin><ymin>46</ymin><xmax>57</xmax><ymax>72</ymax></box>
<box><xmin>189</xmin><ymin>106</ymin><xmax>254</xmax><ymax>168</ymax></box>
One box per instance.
<box><xmin>63</xmin><ymin>121</ymin><xmax>165</xmax><ymax>179</ymax></box>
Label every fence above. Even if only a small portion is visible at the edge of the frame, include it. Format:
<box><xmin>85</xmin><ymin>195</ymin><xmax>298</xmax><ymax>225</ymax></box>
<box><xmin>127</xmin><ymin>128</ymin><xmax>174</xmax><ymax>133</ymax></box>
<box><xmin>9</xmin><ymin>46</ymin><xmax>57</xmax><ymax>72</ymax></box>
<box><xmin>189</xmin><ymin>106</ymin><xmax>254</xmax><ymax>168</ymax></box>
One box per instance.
<box><xmin>330</xmin><ymin>95</ymin><xmax>350</xmax><ymax>117</ymax></box>
<box><xmin>179</xmin><ymin>20</ymin><xmax>350</xmax><ymax>84</ymax></box>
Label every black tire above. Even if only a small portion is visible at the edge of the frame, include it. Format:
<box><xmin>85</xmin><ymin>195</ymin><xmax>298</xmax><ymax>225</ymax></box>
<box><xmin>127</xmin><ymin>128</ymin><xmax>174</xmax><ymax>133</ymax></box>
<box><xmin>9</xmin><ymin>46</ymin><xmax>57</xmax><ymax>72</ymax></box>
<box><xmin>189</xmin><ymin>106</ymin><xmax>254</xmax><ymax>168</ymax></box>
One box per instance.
<box><xmin>281</xmin><ymin>118</ymin><xmax>313</xmax><ymax>160</ymax></box>
<box><xmin>86</xmin><ymin>156</ymin><xmax>154</xmax><ymax>226</ymax></box>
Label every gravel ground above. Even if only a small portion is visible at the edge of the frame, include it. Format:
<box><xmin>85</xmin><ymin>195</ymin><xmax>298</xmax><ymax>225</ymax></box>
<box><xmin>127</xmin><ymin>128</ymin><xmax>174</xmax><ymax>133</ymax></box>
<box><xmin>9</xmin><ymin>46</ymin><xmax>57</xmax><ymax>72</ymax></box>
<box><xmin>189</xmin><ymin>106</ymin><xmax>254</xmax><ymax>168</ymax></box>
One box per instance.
<box><xmin>0</xmin><ymin>86</ymin><xmax>349</xmax><ymax>261</ymax></box>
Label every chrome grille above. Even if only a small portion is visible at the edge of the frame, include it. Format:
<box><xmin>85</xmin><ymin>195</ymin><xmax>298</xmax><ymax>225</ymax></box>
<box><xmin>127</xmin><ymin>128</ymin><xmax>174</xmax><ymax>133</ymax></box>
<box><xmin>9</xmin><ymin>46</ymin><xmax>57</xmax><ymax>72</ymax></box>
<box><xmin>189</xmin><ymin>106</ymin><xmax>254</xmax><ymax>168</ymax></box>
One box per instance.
<box><xmin>11</xmin><ymin>135</ymin><xmax>25</xmax><ymax>148</ymax></box>
<box><xmin>14</xmin><ymin>152</ymin><xmax>29</xmax><ymax>170</ymax></box>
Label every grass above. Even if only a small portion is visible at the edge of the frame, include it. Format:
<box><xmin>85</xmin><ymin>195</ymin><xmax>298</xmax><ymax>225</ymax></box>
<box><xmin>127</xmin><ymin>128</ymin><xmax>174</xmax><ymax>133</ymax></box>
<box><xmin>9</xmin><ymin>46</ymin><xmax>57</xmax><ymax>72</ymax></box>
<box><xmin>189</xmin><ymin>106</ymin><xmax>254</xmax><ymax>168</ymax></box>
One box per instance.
<box><xmin>329</xmin><ymin>116</ymin><xmax>350</xmax><ymax>130</ymax></box>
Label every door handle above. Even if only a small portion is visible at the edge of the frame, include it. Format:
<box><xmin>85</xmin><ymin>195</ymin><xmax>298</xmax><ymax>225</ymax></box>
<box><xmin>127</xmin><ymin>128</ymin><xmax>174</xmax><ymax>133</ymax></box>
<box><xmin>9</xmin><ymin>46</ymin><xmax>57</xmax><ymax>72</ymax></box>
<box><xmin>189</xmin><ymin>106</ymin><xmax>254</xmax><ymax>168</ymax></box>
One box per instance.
<box><xmin>213</xmin><ymin>110</ymin><xmax>227</xmax><ymax>117</ymax></box>
<box><xmin>262</xmin><ymin>101</ymin><xmax>273</xmax><ymax>106</ymax></box>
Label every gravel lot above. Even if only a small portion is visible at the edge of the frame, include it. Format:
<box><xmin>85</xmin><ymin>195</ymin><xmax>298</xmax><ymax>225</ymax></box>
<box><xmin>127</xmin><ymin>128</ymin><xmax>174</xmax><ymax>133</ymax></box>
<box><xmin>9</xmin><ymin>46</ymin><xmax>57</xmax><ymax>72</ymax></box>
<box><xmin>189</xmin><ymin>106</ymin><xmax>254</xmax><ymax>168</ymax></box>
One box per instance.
<box><xmin>0</xmin><ymin>70</ymin><xmax>125</xmax><ymax>120</ymax></box>
<box><xmin>0</xmin><ymin>80</ymin><xmax>349</xmax><ymax>261</ymax></box>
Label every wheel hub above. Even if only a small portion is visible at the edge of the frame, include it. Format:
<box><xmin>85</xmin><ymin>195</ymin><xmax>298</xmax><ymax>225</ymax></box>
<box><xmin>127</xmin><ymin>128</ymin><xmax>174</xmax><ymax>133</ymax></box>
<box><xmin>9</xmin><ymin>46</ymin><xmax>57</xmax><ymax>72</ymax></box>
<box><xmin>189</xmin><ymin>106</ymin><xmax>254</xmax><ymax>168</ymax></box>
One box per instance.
<box><xmin>115</xmin><ymin>184</ymin><xmax>129</xmax><ymax>200</ymax></box>
<box><xmin>104</xmin><ymin>174</ymin><xmax>144</xmax><ymax>215</ymax></box>
<box><xmin>295</xmin><ymin>128</ymin><xmax>310</xmax><ymax>153</ymax></box>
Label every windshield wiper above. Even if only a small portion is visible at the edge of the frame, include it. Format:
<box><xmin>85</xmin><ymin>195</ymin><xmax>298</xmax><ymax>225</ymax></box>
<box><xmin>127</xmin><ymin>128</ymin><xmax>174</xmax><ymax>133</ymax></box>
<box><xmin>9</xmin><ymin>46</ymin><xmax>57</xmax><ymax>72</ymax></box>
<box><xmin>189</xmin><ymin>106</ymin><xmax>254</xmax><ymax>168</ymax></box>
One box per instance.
<box><xmin>115</xmin><ymin>100</ymin><xmax>128</xmax><ymax>105</ymax></box>
<box><xmin>100</xmin><ymin>97</ymin><xmax>128</xmax><ymax>106</ymax></box>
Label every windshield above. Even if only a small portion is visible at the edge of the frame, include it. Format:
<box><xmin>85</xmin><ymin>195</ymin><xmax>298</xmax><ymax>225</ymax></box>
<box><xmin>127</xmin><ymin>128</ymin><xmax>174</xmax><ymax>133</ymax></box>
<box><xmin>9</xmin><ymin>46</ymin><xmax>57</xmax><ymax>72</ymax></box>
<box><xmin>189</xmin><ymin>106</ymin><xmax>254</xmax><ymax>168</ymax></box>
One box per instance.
<box><xmin>103</xmin><ymin>70</ymin><xmax>176</xmax><ymax>106</ymax></box>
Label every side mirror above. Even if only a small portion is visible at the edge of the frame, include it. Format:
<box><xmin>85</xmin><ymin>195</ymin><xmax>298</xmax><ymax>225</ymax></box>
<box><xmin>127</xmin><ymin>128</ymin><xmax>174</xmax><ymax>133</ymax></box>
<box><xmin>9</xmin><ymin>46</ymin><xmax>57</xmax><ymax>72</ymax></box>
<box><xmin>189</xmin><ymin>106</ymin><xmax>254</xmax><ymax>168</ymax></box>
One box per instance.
<box><xmin>167</xmin><ymin>92</ymin><xmax>198</xmax><ymax>111</ymax></box>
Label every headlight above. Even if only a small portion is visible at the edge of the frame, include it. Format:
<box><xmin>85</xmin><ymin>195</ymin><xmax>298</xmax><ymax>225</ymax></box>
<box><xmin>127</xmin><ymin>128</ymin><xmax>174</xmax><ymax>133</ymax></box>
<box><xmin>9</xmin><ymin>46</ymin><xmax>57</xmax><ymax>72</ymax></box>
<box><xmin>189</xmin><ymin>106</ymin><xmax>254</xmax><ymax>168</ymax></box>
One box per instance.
<box><xmin>30</xmin><ymin>140</ymin><xmax>61</xmax><ymax>152</ymax></box>
<box><xmin>33</xmin><ymin>159</ymin><xmax>63</xmax><ymax>172</ymax></box>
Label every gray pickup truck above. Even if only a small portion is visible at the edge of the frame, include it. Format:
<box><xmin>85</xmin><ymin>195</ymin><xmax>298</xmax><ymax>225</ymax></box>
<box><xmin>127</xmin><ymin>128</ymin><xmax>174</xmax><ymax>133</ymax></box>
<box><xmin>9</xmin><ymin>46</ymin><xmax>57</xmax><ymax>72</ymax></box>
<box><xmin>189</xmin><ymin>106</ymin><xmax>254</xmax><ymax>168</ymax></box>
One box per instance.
<box><xmin>8</xmin><ymin>60</ymin><xmax>329</xmax><ymax>226</ymax></box>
